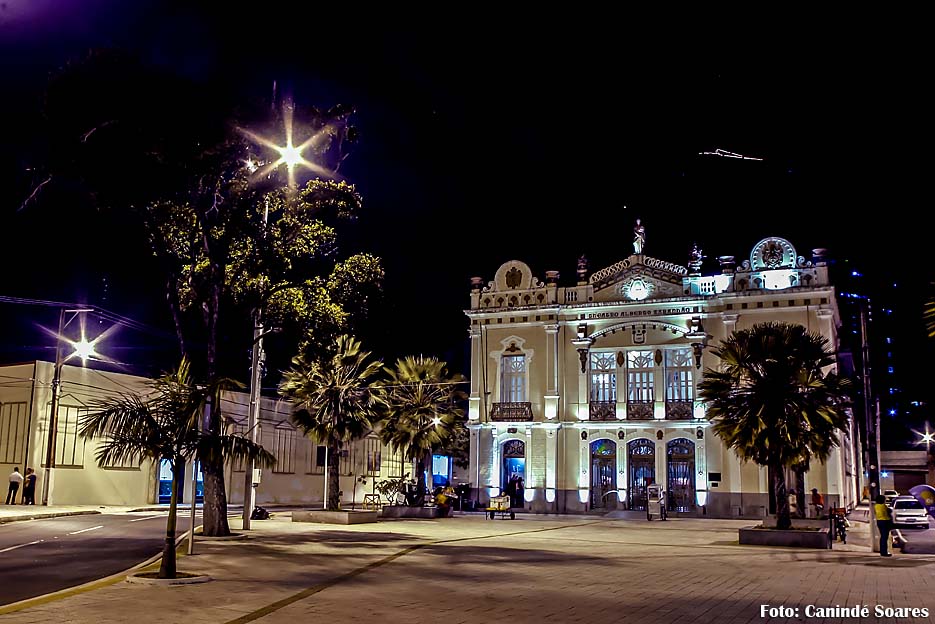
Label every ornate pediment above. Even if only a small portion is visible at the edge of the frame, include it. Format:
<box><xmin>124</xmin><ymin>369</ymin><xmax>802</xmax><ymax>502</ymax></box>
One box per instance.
<box><xmin>589</xmin><ymin>255</ymin><xmax>687</xmax><ymax>301</ymax></box>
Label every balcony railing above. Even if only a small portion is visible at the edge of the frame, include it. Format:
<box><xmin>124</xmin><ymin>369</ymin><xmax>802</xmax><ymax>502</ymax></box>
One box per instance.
<box><xmin>490</xmin><ymin>402</ymin><xmax>533</xmax><ymax>422</ymax></box>
<box><xmin>665</xmin><ymin>400</ymin><xmax>694</xmax><ymax>420</ymax></box>
<box><xmin>626</xmin><ymin>400</ymin><xmax>654</xmax><ymax>420</ymax></box>
<box><xmin>589</xmin><ymin>400</ymin><xmax>617</xmax><ymax>421</ymax></box>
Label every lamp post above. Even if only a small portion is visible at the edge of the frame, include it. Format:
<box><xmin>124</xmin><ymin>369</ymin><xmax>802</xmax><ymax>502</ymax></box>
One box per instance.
<box><xmin>240</xmin><ymin>98</ymin><xmax>316</xmax><ymax>530</ymax></box>
<box><xmin>41</xmin><ymin>307</ymin><xmax>96</xmax><ymax>506</ymax></box>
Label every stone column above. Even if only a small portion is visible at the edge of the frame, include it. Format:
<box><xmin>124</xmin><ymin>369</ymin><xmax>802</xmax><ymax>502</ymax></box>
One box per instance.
<box><xmin>469</xmin><ymin>327</ymin><xmax>482</xmax><ymax>422</ymax></box>
<box><xmin>544</xmin><ymin>324</ymin><xmax>560</xmax><ymax>420</ymax></box>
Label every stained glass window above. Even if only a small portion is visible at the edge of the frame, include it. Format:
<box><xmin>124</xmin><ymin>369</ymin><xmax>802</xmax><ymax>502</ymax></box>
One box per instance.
<box><xmin>500</xmin><ymin>354</ymin><xmax>527</xmax><ymax>402</ymax></box>
<box><xmin>590</xmin><ymin>352</ymin><xmax>617</xmax><ymax>402</ymax></box>
<box><xmin>590</xmin><ymin>439</ymin><xmax>616</xmax><ymax>456</ymax></box>
<box><xmin>627</xmin><ymin>350</ymin><xmax>654</xmax><ymax>402</ymax></box>
<box><xmin>665</xmin><ymin>348</ymin><xmax>694</xmax><ymax>402</ymax></box>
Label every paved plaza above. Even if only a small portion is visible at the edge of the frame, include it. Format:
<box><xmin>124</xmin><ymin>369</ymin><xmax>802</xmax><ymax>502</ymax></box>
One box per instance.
<box><xmin>1</xmin><ymin>511</ymin><xmax>933</xmax><ymax>624</ymax></box>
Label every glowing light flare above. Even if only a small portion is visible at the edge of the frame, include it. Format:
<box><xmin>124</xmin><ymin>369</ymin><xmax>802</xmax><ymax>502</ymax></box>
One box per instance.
<box><xmin>37</xmin><ymin>317</ymin><xmax>120</xmax><ymax>366</ymax></box>
<box><xmin>912</xmin><ymin>423</ymin><xmax>935</xmax><ymax>450</ymax></box>
<box><xmin>432</xmin><ymin>417</ymin><xmax>442</xmax><ymax>426</ymax></box>
<box><xmin>238</xmin><ymin>100</ymin><xmax>335</xmax><ymax>188</ymax></box>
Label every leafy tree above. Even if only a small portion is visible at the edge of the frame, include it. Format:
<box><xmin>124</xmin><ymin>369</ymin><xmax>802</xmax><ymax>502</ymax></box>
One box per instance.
<box><xmin>78</xmin><ymin>359</ymin><xmax>274</xmax><ymax>578</ymax></box>
<box><xmin>32</xmin><ymin>52</ymin><xmax>383</xmax><ymax>536</ymax></box>
<box><xmin>698</xmin><ymin>322</ymin><xmax>851</xmax><ymax>530</ymax></box>
<box><xmin>279</xmin><ymin>335</ymin><xmax>385</xmax><ymax>511</ymax></box>
<box><xmin>380</xmin><ymin>356</ymin><xmax>467</xmax><ymax>498</ymax></box>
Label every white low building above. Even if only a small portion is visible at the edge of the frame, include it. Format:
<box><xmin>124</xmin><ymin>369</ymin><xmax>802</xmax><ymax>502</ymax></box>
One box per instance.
<box><xmin>0</xmin><ymin>362</ymin><xmax>460</xmax><ymax>507</ymax></box>
<box><xmin>464</xmin><ymin>232</ymin><xmax>862</xmax><ymax>517</ymax></box>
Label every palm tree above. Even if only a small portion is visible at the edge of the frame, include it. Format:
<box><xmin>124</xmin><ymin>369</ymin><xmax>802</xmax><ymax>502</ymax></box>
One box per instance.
<box><xmin>279</xmin><ymin>335</ymin><xmax>384</xmax><ymax>511</ymax></box>
<box><xmin>698</xmin><ymin>322</ymin><xmax>851</xmax><ymax>530</ymax></box>
<box><xmin>380</xmin><ymin>356</ymin><xmax>467</xmax><ymax>499</ymax></box>
<box><xmin>79</xmin><ymin>359</ymin><xmax>275</xmax><ymax>579</ymax></box>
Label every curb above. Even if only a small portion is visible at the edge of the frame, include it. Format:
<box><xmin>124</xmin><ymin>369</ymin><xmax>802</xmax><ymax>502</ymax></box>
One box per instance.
<box><xmin>0</xmin><ymin>510</ymin><xmax>102</xmax><ymax>524</ymax></box>
<box><xmin>0</xmin><ymin>525</ymin><xmax>201</xmax><ymax>615</ymax></box>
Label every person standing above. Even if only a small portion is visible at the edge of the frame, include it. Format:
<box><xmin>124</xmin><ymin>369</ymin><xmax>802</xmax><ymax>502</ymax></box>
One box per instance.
<box><xmin>810</xmin><ymin>488</ymin><xmax>824</xmax><ymax>518</ymax></box>
<box><xmin>6</xmin><ymin>467</ymin><xmax>24</xmax><ymax>504</ymax></box>
<box><xmin>22</xmin><ymin>468</ymin><xmax>37</xmax><ymax>505</ymax></box>
<box><xmin>874</xmin><ymin>494</ymin><xmax>894</xmax><ymax>557</ymax></box>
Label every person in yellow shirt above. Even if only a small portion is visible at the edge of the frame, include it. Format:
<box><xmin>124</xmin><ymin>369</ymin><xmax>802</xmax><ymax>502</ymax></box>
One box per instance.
<box><xmin>873</xmin><ymin>494</ymin><xmax>893</xmax><ymax>557</ymax></box>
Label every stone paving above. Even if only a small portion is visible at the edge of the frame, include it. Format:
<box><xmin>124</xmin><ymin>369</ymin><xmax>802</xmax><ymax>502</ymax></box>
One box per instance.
<box><xmin>1</xmin><ymin>510</ymin><xmax>933</xmax><ymax>624</ymax></box>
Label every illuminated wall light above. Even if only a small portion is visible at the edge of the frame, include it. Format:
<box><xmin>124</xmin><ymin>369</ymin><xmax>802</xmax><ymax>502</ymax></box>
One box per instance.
<box><xmin>712</xmin><ymin>274</ymin><xmax>732</xmax><ymax>293</ymax></box>
<box><xmin>545</xmin><ymin>489</ymin><xmax>556</xmax><ymax>503</ymax></box>
<box><xmin>763</xmin><ymin>269</ymin><xmax>797</xmax><ymax>290</ymax></box>
<box><xmin>578</xmin><ymin>489</ymin><xmax>589</xmax><ymax>504</ymax></box>
<box><xmin>524</xmin><ymin>489</ymin><xmax>535</xmax><ymax>503</ymax></box>
<box><xmin>696</xmin><ymin>490</ymin><xmax>708</xmax><ymax>506</ymax></box>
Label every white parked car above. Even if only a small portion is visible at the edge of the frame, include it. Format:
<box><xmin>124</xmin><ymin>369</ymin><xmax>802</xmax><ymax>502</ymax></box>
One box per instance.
<box><xmin>891</xmin><ymin>496</ymin><xmax>930</xmax><ymax>529</ymax></box>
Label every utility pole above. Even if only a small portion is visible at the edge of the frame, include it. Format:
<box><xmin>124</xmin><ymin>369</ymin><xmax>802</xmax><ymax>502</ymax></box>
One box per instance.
<box><xmin>243</xmin><ymin>197</ymin><xmax>270</xmax><ymax>531</ymax></box>
<box><xmin>860</xmin><ymin>301</ymin><xmax>880</xmax><ymax>502</ymax></box>
<box><xmin>40</xmin><ymin>308</ymin><xmax>66</xmax><ymax>506</ymax></box>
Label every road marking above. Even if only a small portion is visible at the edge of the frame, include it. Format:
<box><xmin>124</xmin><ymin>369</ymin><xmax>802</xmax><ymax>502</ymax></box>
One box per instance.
<box><xmin>0</xmin><ymin>539</ymin><xmax>43</xmax><ymax>553</ymax></box>
<box><xmin>128</xmin><ymin>514</ymin><xmax>166</xmax><ymax>523</ymax></box>
<box><xmin>68</xmin><ymin>525</ymin><xmax>104</xmax><ymax>535</ymax></box>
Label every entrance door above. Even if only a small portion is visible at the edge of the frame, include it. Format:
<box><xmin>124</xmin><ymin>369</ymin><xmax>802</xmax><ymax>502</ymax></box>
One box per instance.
<box><xmin>666</xmin><ymin>438</ymin><xmax>696</xmax><ymax>512</ymax></box>
<box><xmin>501</xmin><ymin>439</ymin><xmax>525</xmax><ymax>506</ymax></box>
<box><xmin>590</xmin><ymin>439</ymin><xmax>617</xmax><ymax>509</ymax></box>
<box><xmin>628</xmin><ymin>439</ymin><xmax>655</xmax><ymax>510</ymax></box>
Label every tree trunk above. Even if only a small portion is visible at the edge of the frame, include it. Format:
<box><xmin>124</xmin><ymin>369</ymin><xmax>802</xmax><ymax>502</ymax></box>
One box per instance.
<box><xmin>201</xmin><ymin>278</ymin><xmax>231</xmax><ymax>537</ymax></box>
<box><xmin>794</xmin><ymin>467</ymin><xmax>806</xmax><ymax>519</ymax></box>
<box><xmin>772</xmin><ymin>461</ymin><xmax>792</xmax><ymax>530</ymax></box>
<box><xmin>159</xmin><ymin>459</ymin><xmax>184</xmax><ymax>579</ymax></box>
<box><xmin>327</xmin><ymin>443</ymin><xmax>341</xmax><ymax>511</ymax></box>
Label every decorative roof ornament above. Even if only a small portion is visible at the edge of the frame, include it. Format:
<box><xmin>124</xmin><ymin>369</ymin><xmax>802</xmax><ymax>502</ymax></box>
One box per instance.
<box><xmin>688</xmin><ymin>243</ymin><xmax>705</xmax><ymax>275</ymax></box>
<box><xmin>577</xmin><ymin>254</ymin><xmax>589</xmax><ymax>285</ymax></box>
<box><xmin>633</xmin><ymin>218</ymin><xmax>646</xmax><ymax>255</ymax></box>
<box><xmin>749</xmin><ymin>237</ymin><xmax>797</xmax><ymax>270</ymax></box>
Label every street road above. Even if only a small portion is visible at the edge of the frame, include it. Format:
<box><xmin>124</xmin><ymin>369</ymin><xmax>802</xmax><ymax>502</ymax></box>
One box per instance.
<box><xmin>0</xmin><ymin>511</ymin><xmax>201</xmax><ymax>605</ymax></box>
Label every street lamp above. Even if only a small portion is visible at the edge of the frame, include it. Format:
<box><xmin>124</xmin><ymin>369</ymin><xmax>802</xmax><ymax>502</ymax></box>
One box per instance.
<box><xmin>238</xmin><ymin>98</ymin><xmax>331</xmax><ymax>529</ymax></box>
<box><xmin>41</xmin><ymin>308</ymin><xmax>109</xmax><ymax>506</ymax></box>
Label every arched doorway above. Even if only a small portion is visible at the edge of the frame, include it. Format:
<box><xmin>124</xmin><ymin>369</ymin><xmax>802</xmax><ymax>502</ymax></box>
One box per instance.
<box><xmin>628</xmin><ymin>438</ymin><xmax>655</xmax><ymax>510</ymax></box>
<box><xmin>667</xmin><ymin>438</ymin><xmax>696</xmax><ymax>512</ymax></box>
<box><xmin>501</xmin><ymin>439</ymin><xmax>525</xmax><ymax>507</ymax></box>
<box><xmin>590</xmin><ymin>439</ymin><xmax>617</xmax><ymax>509</ymax></box>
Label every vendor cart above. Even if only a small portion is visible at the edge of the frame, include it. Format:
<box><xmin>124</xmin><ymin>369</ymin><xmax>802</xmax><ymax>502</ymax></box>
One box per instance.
<box><xmin>486</xmin><ymin>494</ymin><xmax>515</xmax><ymax>520</ymax></box>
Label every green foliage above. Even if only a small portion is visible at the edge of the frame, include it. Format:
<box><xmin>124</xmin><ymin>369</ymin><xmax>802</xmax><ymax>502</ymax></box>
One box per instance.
<box><xmin>379</xmin><ymin>356</ymin><xmax>468</xmax><ymax>464</ymax></box>
<box><xmin>374</xmin><ymin>473</ymin><xmax>416</xmax><ymax>506</ymax></box>
<box><xmin>698</xmin><ymin>322</ymin><xmax>851</xmax><ymax>529</ymax></box>
<box><xmin>78</xmin><ymin>358</ymin><xmax>275</xmax><ymax>578</ymax></box>
<box><xmin>279</xmin><ymin>335</ymin><xmax>385</xmax><ymax>510</ymax></box>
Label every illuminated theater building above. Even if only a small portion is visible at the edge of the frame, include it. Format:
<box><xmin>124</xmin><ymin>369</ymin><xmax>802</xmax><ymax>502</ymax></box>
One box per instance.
<box><xmin>465</xmin><ymin>229</ymin><xmax>861</xmax><ymax>518</ymax></box>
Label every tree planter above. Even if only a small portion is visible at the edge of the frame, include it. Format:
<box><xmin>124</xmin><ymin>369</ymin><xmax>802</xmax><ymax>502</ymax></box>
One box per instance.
<box><xmin>739</xmin><ymin>526</ymin><xmax>830</xmax><ymax>549</ymax></box>
<box><xmin>126</xmin><ymin>572</ymin><xmax>212</xmax><ymax>585</ymax></box>
<box><xmin>292</xmin><ymin>510</ymin><xmax>378</xmax><ymax>525</ymax></box>
<box><xmin>379</xmin><ymin>505</ymin><xmax>450</xmax><ymax>519</ymax></box>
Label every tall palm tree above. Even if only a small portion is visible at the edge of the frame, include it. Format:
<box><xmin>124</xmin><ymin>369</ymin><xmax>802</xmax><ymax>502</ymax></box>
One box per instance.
<box><xmin>698</xmin><ymin>322</ymin><xmax>851</xmax><ymax>530</ymax></box>
<box><xmin>79</xmin><ymin>359</ymin><xmax>275</xmax><ymax>579</ymax></box>
<box><xmin>380</xmin><ymin>356</ymin><xmax>467</xmax><ymax>497</ymax></box>
<box><xmin>279</xmin><ymin>335</ymin><xmax>384</xmax><ymax>511</ymax></box>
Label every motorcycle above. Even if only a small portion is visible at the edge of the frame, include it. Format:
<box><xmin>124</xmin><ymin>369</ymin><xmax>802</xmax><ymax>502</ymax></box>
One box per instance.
<box><xmin>832</xmin><ymin>510</ymin><xmax>849</xmax><ymax>543</ymax></box>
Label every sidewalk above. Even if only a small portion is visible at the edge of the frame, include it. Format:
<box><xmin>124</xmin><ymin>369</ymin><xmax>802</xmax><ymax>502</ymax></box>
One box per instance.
<box><xmin>2</xmin><ymin>511</ymin><xmax>933</xmax><ymax>623</ymax></box>
<box><xmin>0</xmin><ymin>504</ymin><xmax>133</xmax><ymax>523</ymax></box>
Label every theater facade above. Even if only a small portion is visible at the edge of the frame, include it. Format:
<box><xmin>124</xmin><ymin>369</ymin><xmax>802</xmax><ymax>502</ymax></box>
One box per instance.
<box><xmin>464</xmin><ymin>229</ymin><xmax>861</xmax><ymax>518</ymax></box>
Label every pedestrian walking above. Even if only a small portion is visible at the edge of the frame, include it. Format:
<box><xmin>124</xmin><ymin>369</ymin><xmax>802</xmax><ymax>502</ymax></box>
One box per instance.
<box><xmin>22</xmin><ymin>467</ymin><xmax>37</xmax><ymax>505</ymax></box>
<box><xmin>6</xmin><ymin>467</ymin><xmax>24</xmax><ymax>504</ymax></box>
<box><xmin>873</xmin><ymin>494</ymin><xmax>894</xmax><ymax>557</ymax></box>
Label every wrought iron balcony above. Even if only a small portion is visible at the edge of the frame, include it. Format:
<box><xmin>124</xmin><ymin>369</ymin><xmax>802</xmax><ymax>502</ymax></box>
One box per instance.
<box><xmin>490</xmin><ymin>402</ymin><xmax>533</xmax><ymax>422</ymax></box>
<box><xmin>626</xmin><ymin>400</ymin><xmax>654</xmax><ymax>420</ymax></box>
<box><xmin>589</xmin><ymin>401</ymin><xmax>617</xmax><ymax>421</ymax></box>
<box><xmin>665</xmin><ymin>401</ymin><xmax>694</xmax><ymax>420</ymax></box>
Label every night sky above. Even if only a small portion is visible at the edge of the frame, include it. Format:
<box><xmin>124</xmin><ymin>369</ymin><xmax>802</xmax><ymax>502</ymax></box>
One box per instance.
<box><xmin>1</xmin><ymin>5</ymin><xmax>932</xmax><ymax>412</ymax></box>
